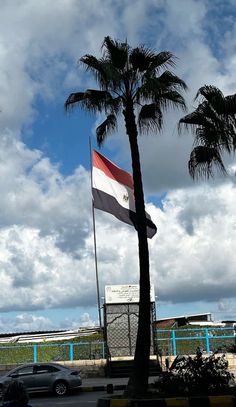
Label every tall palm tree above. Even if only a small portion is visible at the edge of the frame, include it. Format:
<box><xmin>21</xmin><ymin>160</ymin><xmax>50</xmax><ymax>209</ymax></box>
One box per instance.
<box><xmin>65</xmin><ymin>36</ymin><xmax>187</xmax><ymax>397</ymax></box>
<box><xmin>179</xmin><ymin>85</ymin><xmax>236</xmax><ymax>179</ymax></box>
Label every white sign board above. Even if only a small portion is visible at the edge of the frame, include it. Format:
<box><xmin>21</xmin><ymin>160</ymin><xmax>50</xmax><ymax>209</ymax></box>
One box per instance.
<box><xmin>105</xmin><ymin>284</ymin><xmax>155</xmax><ymax>304</ymax></box>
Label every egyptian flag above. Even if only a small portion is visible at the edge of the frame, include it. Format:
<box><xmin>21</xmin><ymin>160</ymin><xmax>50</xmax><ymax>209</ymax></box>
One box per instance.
<box><xmin>92</xmin><ymin>150</ymin><xmax>157</xmax><ymax>238</ymax></box>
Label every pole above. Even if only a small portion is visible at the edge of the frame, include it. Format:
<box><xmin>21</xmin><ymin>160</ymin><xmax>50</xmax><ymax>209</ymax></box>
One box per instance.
<box><xmin>89</xmin><ymin>137</ymin><xmax>102</xmax><ymax>328</ymax></box>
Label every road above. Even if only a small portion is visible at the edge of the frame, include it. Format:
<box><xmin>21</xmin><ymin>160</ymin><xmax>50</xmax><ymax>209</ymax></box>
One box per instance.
<box><xmin>29</xmin><ymin>390</ymin><xmax>119</xmax><ymax>407</ymax></box>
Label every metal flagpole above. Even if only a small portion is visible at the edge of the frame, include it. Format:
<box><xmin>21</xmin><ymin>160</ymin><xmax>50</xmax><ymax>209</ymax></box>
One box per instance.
<box><xmin>89</xmin><ymin>137</ymin><xmax>102</xmax><ymax>328</ymax></box>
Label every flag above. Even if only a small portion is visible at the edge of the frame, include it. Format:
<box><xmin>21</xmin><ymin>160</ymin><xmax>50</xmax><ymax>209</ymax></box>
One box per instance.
<box><xmin>92</xmin><ymin>150</ymin><xmax>157</xmax><ymax>238</ymax></box>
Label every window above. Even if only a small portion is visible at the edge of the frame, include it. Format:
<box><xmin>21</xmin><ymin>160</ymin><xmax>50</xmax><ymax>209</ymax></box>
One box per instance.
<box><xmin>13</xmin><ymin>366</ymin><xmax>34</xmax><ymax>376</ymax></box>
<box><xmin>35</xmin><ymin>364</ymin><xmax>59</xmax><ymax>374</ymax></box>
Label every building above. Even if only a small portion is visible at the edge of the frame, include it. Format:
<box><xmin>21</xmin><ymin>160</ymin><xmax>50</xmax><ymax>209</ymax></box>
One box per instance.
<box><xmin>154</xmin><ymin>313</ymin><xmax>212</xmax><ymax>329</ymax></box>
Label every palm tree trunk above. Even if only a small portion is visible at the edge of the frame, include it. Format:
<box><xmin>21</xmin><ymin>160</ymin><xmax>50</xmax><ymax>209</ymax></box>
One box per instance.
<box><xmin>122</xmin><ymin>100</ymin><xmax>151</xmax><ymax>398</ymax></box>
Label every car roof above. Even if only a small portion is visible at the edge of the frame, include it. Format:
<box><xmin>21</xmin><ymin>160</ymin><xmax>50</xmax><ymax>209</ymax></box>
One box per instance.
<box><xmin>9</xmin><ymin>362</ymin><xmax>68</xmax><ymax>371</ymax></box>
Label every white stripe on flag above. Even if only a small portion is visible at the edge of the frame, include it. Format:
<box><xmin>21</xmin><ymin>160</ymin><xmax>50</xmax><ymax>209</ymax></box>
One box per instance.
<box><xmin>93</xmin><ymin>167</ymin><xmax>136</xmax><ymax>212</ymax></box>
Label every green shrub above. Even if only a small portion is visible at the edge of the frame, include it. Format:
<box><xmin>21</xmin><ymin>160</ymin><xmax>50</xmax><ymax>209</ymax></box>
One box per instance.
<box><xmin>155</xmin><ymin>351</ymin><xmax>235</xmax><ymax>396</ymax></box>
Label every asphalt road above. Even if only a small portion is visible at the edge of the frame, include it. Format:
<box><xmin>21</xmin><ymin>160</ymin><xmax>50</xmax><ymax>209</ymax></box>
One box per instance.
<box><xmin>29</xmin><ymin>390</ymin><xmax>120</xmax><ymax>407</ymax></box>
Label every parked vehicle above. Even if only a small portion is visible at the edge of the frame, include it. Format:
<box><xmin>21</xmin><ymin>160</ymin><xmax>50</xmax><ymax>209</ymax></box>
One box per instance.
<box><xmin>0</xmin><ymin>362</ymin><xmax>82</xmax><ymax>396</ymax></box>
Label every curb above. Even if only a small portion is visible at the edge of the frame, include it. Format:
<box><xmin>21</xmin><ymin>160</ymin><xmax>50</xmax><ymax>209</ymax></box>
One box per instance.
<box><xmin>97</xmin><ymin>395</ymin><xmax>236</xmax><ymax>406</ymax></box>
<box><xmin>78</xmin><ymin>384</ymin><xmax>126</xmax><ymax>393</ymax></box>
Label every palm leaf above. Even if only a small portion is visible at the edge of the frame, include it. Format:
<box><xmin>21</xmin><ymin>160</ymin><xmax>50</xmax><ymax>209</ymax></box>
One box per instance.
<box><xmin>65</xmin><ymin>89</ymin><xmax>118</xmax><ymax>114</ymax></box>
<box><xmin>83</xmin><ymin>89</ymin><xmax>115</xmax><ymax>113</ymax></box>
<box><xmin>158</xmin><ymin>71</ymin><xmax>188</xmax><ymax>91</ymax></box>
<box><xmin>196</xmin><ymin>85</ymin><xmax>236</xmax><ymax>115</ymax></box>
<box><xmin>64</xmin><ymin>92</ymin><xmax>85</xmax><ymax>110</ymax></box>
<box><xmin>140</xmin><ymin>76</ymin><xmax>187</xmax><ymax>102</ymax></box>
<box><xmin>80</xmin><ymin>55</ymin><xmax>106</xmax><ymax>83</ymax></box>
<box><xmin>224</xmin><ymin>94</ymin><xmax>236</xmax><ymax>114</ymax></box>
<box><xmin>130</xmin><ymin>46</ymin><xmax>158</xmax><ymax>72</ymax></box>
<box><xmin>138</xmin><ymin>103</ymin><xmax>162</xmax><ymax>133</ymax></box>
<box><xmin>147</xmin><ymin>51</ymin><xmax>176</xmax><ymax>73</ymax></box>
<box><xmin>102</xmin><ymin>36</ymin><xmax>128</xmax><ymax>70</ymax></box>
<box><xmin>180</xmin><ymin>98</ymin><xmax>236</xmax><ymax>154</ymax></box>
<box><xmin>188</xmin><ymin>146</ymin><xmax>226</xmax><ymax>179</ymax></box>
<box><xmin>195</xmin><ymin>85</ymin><xmax>224</xmax><ymax>104</ymax></box>
<box><xmin>158</xmin><ymin>90</ymin><xmax>187</xmax><ymax>111</ymax></box>
<box><xmin>96</xmin><ymin>114</ymin><xmax>117</xmax><ymax>146</ymax></box>
<box><xmin>80</xmin><ymin>55</ymin><xmax>120</xmax><ymax>89</ymax></box>
<box><xmin>179</xmin><ymin>111</ymin><xmax>207</xmax><ymax>128</ymax></box>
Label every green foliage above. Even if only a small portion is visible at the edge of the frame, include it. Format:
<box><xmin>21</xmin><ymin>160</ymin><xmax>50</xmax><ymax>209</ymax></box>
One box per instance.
<box><xmin>0</xmin><ymin>346</ymin><xmax>33</xmax><ymax>364</ymax></box>
<box><xmin>155</xmin><ymin>352</ymin><xmax>234</xmax><ymax>396</ymax></box>
<box><xmin>65</xmin><ymin>36</ymin><xmax>187</xmax><ymax>147</ymax></box>
<box><xmin>0</xmin><ymin>333</ymin><xmax>105</xmax><ymax>365</ymax></box>
<box><xmin>154</xmin><ymin>326</ymin><xmax>236</xmax><ymax>356</ymax></box>
<box><xmin>179</xmin><ymin>84</ymin><xmax>236</xmax><ymax>179</ymax></box>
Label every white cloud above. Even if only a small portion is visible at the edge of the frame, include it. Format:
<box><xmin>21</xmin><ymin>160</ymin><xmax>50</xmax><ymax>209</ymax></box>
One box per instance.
<box><xmin>0</xmin><ymin>0</ymin><xmax>235</xmax><ymax>329</ymax></box>
<box><xmin>0</xmin><ymin>313</ymin><xmax>54</xmax><ymax>333</ymax></box>
<box><xmin>149</xmin><ymin>182</ymin><xmax>236</xmax><ymax>305</ymax></box>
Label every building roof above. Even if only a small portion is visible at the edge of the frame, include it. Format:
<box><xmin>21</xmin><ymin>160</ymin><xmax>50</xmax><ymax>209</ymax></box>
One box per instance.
<box><xmin>0</xmin><ymin>327</ymin><xmax>102</xmax><ymax>343</ymax></box>
<box><xmin>155</xmin><ymin>313</ymin><xmax>211</xmax><ymax>322</ymax></box>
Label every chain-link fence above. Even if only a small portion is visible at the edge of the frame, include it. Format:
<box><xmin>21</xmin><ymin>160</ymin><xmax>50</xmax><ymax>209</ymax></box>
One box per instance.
<box><xmin>154</xmin><ymin>327</ymin><xmax>236</xmax><ymax>356</ymax></box>
<box><xmin>0</xmin><ymin>341</ymin><xmax>106</xmax><ymax>365</ymax></box>
<box><xmin>104</xmin><ymin>303</ymin><xmax>156</xmax><ymax>357</ymax></box>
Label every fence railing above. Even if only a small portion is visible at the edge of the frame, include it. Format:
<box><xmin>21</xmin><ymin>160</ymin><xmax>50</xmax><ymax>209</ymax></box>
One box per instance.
<box><xmin>154</xmin><ymin>327</ymin><xmax>236</xmax><ymax>356</ymax></box>
<box><xmin>1</xmin><ymin>329</ymin><xmax>235</xmax><ymax>364</ymax></box>
<box><xmin>0</xmin><ymin>341</ymin><xmax>106</xmax><ymax>365</ymax></box>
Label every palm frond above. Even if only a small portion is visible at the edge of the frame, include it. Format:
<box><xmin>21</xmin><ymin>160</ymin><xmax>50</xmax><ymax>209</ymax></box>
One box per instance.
<box><xmin>65</xmin><ymin>36</ymin><xmax>187</xmax><ymax>160</ymax></box>
<box><xmin>65</xmin><ymin>89</ymin><xmax>120</xmax><ymax>114</ymax></box>
<box><xmin>195</xmin><ymin>85</ymin><xmax>224</xmax><ymax>104</ymax></box>
<box><xmin>138</xmin><ymin>103</ymin><xmax>163</xmax><ymax>133</ymax></box>
<box><xmin>130</xmin><ymin>46</ymin><xmax>158</xmax><ymax>72</ymax></box>
<box><xmin>140</xmin><ymin>76</ymin><xmax>187</xmax><ymax>103</ymax></box>
<box><xmin>102</xmin><ymin>36</ymin><xmax>128</xmax><ymax>70</ymax></box>
<box><xmin>158</xmin><ymin>90</ymin><xmax>187</xmax><ymax>112</ymax></box>
<box><xmin>80</xmin><ymin>55</ymin><xmax>105</xmax><ymax>81</ymax></box>
<box><xmin>158</xmin><ymin>71</ymin><xmax>188</xmax><ymax>91</ymax></box>
<box><xmin>188</xmin><ymin>146</ymin><xmax>227</xmax><ymax>179</ymax></box>
<box><xmin>179</xmin><ymin>98</ymin><xmax>236</xmax><ymax>154</ymax></box>
<box><xmin>64</xmin><ymin>92</ymin><xmax>85</xmax><ymax>110</ymax></box>
<box><xmin>96</xmin><ymin>114</ymin><xmax>117</xmax><ymax>146</ymax></box>
<box><xmin>80</xmin><ymin>55</ymin><xmax>120</xmax><ymax>89</ymax></box>
<box><xmin>224</xmin><ymin>94</ymin><xmax>236</xmax><ymax>114</ymax></box>
<box><xmin>148</xmin><ymin>51</ymin><xmax>176</xmax><ymax>72</ymax></box>
<box><xmin>179</xmin><ymin>101</ymin><xmax>221</xmax><ymax>132</ymax></box>
<box><xmin>179</xmin><ymin>111</ymin><xmax>207</xmax><ymax>128</ymax></box>
<box><xmin>196</xmin><ymin>85</ymin><xmax>236</xmax><ymax>116</ymax></box>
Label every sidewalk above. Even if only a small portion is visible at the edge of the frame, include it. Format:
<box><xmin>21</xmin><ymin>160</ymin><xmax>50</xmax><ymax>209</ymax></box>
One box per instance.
<box><xmin>79</xmin><ymin>376</ymin><xmax>156</xmax><ymax>392</ymax></box>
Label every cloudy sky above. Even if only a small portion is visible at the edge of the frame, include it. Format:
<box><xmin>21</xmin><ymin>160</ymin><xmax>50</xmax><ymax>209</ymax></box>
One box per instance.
<box><xmin>0</xmin><ymin>0</ymin><xmax>236</xmax><ymax>333</ymax></box>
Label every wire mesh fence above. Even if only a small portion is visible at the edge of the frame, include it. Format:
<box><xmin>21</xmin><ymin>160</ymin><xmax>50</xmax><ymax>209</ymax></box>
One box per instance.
<box><xmin>0</xmin><ymin>341</ymin><xmax>106</xmax><ymax>365</ymax></box>
<box><xmin>154</xmin><ymin>327</ymin><xmax>236</xmax><ymax>356</ymax></box>
<box><xmin>104</xmin><ymin>303</ymin><xmax>156</xmax><ymax>357</ymax></box>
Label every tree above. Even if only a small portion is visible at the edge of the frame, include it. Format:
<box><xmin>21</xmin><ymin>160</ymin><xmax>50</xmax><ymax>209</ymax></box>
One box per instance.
<box><xmin>65</xmin><ymin>36</ymin><xmax>187</xmax><ymax>398</ymax></box>
<box><xmin>179</xmin><ymin>85</ymin><xmax>236</xmax><ymax>179</ymax></box>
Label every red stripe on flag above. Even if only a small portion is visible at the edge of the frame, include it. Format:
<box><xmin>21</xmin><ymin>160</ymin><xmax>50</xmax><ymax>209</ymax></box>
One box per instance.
<box><xmin>93</xmin><ymin>150</ymin><xmax>133</xmax><ymax>189</ymax></box>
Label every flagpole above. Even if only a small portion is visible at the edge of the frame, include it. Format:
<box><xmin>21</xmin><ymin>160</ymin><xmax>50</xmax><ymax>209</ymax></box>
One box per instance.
<box><xmin>89</xmin><ymin>137</ymin><xmax>102</xmax><ymax>328</ymax></box>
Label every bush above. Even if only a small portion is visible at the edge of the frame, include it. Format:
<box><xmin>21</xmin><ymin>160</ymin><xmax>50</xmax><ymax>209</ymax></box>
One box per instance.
<box><xmin>154</xmin><ymin>351</ymin><xmax>235</xmax><ymax>396</ymax></box>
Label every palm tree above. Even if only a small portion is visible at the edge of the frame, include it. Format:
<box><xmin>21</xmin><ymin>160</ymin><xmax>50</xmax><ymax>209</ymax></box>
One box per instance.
<box><xmin>179</xmin><ymin>85</ymin><xmax>236</xmax><ymax>179</ymax></box>
<box><xmin>65</xmin><ymin>36</ymin><xmax>187</xmax><ymax>397</ymax></box>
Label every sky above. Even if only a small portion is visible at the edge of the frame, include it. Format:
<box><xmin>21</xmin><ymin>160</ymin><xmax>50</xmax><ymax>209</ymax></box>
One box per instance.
<box><xmin>0</xmin><ymin>0</ymin><xmax>236</xmax><ymax>333</ymax></box>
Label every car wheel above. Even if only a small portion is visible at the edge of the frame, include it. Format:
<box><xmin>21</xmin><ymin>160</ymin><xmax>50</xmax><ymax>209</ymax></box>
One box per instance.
<box><xmin>53</xmin><ymin>381</ymin><xmax>68</xmax><ymax>396</ymax></box>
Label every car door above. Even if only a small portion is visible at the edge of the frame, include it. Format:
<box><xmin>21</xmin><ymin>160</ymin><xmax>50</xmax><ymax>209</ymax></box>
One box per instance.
<box><xmin>34</xmin><ymin>364</ymin><xmax>56</xmax><ymax>391</ymax></box>
<box><xmin>10</xmin><ymin>365</ymin><xmax>35</xmax><ymax>390</ymax></box>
